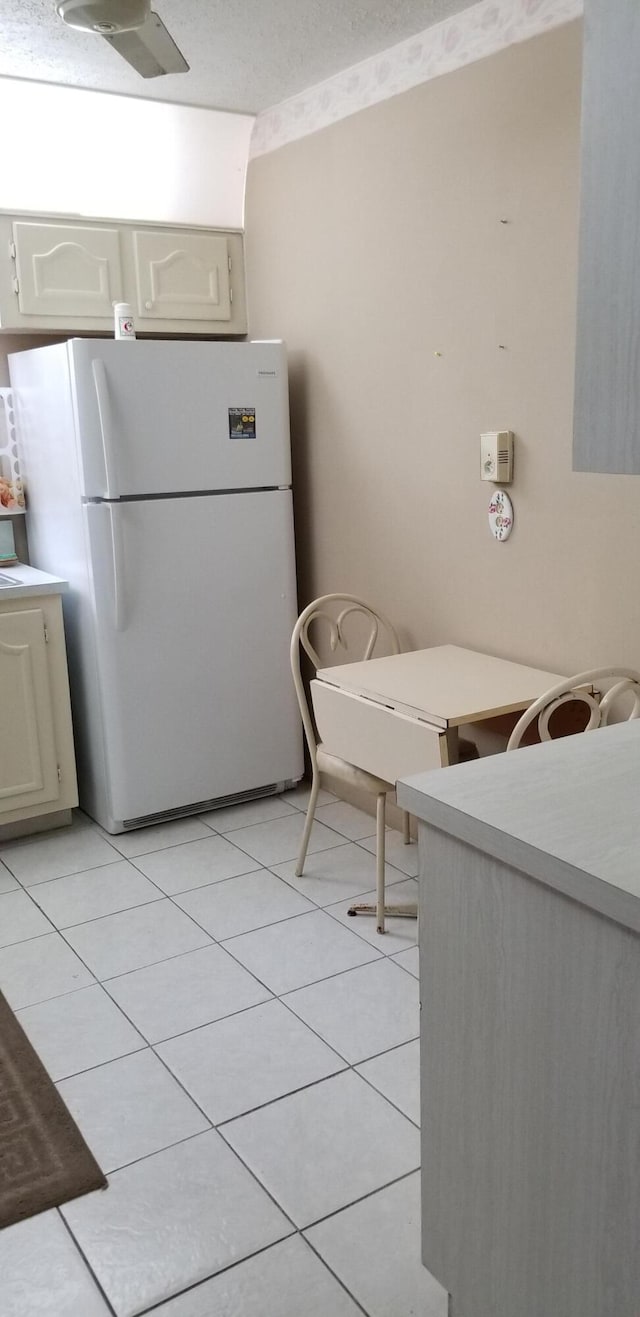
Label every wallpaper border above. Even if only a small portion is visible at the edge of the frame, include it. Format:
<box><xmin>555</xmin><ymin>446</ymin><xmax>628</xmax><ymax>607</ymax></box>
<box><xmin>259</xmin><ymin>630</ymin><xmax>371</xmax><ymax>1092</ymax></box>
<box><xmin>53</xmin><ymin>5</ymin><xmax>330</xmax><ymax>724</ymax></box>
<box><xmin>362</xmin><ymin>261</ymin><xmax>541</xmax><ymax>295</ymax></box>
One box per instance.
<box><xmin>250</xmin><ymin>0</ymin><xmax>582</xmax><ymax>158</ymax></box>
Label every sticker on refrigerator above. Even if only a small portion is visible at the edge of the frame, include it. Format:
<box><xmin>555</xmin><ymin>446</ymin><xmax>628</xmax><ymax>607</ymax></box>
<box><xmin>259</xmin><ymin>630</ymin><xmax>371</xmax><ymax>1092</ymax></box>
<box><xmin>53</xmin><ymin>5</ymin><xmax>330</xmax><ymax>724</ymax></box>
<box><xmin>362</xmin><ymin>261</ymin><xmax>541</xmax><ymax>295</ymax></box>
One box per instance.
<box><xmin>229</xmin><ymin>408</ymin><xmax>256</xmax><ymax>439</ymax></box>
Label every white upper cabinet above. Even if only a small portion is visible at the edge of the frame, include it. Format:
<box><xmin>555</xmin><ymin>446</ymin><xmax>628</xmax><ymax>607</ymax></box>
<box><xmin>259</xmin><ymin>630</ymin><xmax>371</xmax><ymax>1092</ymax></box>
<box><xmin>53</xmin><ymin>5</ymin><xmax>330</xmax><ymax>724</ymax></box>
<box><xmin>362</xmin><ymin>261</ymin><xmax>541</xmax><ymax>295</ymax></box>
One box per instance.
<box><xmin>133</xmin><ymin>229</ymin><xmax>231</xmax><ymax>325</ymax></box>
<box><xmin>0</xmin><ymin>213</ymin><xmax>247</xmax><ymax>336</ymax></box>
<box><xmin>13</xmin><ymin>221</ymin><xmax>123</xmax><ymax>319</ymax></box>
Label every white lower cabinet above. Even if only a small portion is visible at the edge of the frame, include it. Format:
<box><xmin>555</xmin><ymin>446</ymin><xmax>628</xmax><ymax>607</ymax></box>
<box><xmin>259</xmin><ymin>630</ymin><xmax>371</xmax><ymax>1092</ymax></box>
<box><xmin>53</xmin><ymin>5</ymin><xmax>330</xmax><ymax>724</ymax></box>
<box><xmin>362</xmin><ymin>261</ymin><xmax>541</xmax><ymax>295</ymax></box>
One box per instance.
<box><xmin>0</xmin><ymin>593</ymin><xmax>77</xmax><ymax>832</ymax></box>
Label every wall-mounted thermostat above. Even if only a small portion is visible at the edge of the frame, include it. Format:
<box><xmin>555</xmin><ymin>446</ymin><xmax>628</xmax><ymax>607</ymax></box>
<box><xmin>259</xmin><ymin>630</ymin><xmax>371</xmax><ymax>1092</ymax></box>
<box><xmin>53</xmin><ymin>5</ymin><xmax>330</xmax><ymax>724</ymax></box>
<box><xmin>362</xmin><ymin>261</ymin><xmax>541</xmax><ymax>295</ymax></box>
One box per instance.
<box><xmin>480</xmin><ymin>430</ymin><xmax>514</xmax><ymax>483</ymax></box>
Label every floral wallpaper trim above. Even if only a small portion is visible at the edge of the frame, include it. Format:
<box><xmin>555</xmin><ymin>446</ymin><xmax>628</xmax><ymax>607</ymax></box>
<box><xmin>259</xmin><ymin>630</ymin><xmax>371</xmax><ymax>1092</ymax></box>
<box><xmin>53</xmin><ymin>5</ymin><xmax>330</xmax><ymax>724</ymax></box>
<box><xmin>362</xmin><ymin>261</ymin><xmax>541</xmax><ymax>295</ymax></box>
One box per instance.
<box><xmin>250</xmin><ymin>0</ymin><xmax>583</xmax><ymax>158</ymax></box>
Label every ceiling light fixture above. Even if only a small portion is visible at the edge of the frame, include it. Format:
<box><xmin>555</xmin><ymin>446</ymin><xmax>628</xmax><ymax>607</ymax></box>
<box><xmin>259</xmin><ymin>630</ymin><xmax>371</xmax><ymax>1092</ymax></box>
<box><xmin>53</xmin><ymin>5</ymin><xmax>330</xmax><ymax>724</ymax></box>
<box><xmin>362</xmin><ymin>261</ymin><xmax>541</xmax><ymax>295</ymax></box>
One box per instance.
<box><xmin>55</xmin><ymin>0</ymin><xmax>189</xmax><ymax>77</ymax></box>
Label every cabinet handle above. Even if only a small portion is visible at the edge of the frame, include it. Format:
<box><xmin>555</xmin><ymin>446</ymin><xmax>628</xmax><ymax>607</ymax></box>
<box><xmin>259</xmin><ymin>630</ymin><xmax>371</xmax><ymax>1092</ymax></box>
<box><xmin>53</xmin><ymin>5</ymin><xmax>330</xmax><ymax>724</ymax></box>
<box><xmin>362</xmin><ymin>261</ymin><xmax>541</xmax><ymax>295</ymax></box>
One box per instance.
<box><xmin>91</xmin><ymin>359</ymin><xmax>119</xmax><ymax>500</ymax></box>
<box><xmin>145</xmin><ymin>300</ymin><xmax>153</xmax><ymax>310</ymax></box>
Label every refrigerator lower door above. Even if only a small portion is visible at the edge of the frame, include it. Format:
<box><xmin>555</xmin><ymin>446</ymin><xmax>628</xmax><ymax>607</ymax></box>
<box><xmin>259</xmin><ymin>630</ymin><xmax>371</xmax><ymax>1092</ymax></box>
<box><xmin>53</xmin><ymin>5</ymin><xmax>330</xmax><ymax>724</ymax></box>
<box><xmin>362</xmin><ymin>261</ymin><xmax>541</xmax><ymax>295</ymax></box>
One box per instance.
<box><xmin>84</xmin><ymin>491</ymin><xmax>302</xmax><ymax>830</ymax></box>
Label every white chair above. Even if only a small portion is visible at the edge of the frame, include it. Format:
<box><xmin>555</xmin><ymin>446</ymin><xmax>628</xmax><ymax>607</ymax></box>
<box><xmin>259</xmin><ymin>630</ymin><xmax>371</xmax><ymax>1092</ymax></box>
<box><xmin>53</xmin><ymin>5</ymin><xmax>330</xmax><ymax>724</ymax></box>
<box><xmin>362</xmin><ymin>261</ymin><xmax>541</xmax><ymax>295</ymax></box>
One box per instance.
<box><xmin>506</xmin><ymin>666</ymin><xmax>640</xmax><ymax>751</ymax></box>
<box><xmin>290</xmin><ymin>594</ymin><xmax>413</xmax><ymax>934</ymax></box>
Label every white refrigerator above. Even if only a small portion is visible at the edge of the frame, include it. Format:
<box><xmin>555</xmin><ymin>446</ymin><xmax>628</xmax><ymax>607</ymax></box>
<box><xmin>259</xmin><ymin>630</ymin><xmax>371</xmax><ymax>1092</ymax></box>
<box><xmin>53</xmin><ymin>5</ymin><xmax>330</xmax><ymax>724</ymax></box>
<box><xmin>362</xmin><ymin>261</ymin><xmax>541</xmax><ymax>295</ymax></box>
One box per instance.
<box><xmin>9</xmin><ymin>338</ymin><xmax>303</xmax><ymax>833</ymax></box>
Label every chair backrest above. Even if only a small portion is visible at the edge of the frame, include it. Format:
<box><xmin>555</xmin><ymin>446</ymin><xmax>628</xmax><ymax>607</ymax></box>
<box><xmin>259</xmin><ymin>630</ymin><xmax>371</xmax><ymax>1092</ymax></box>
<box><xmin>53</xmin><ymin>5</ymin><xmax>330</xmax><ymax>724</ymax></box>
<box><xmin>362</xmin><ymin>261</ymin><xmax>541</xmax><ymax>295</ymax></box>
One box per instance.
<box><xmin>290</xmin><ymin>594</ymin><xmax>401</xmax><ymax>762</ymax></box>
<box><xmin>506</xmin><ymin>666</ymin><xmax>640</xmax><ymax>752</ymax></box>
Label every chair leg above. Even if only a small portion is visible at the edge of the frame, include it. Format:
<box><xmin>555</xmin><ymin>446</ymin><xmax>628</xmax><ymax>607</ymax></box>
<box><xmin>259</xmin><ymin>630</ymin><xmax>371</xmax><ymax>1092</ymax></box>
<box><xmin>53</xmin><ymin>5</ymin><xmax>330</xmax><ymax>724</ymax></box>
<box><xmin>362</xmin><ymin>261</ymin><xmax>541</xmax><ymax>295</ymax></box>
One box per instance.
<box><xmin>376</xmin><ymin>792</ymin><xmax>386</xmax><ymax>934</ymax></box>
<box><xmin>402</xmin><ymin>810</ymin><xmax>411</xmax><ymax>845</ymax></box>
<box><xmin>347</xmin><ymin>793</ymin><xmax>417</xmax><ymax>925</ymax></box>
<box><xmin>295</xmin><ymin>772</ymin><xmax>320</xmax><ymax>877</ymax></box>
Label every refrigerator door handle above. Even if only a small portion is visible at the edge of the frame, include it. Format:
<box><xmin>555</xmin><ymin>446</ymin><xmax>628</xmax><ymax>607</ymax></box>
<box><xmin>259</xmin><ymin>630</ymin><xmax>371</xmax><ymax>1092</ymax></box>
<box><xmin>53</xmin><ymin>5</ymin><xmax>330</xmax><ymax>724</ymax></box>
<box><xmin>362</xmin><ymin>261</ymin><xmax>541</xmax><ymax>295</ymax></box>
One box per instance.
<box><xmin>92</xmin><ymin>358</ymin><xmax>119</xmax><ymax>500</ymax></box>
<box><xmin>107</xmin><ymin>502</ymin><xmax>126</xmax><ymax>632</ymax></box>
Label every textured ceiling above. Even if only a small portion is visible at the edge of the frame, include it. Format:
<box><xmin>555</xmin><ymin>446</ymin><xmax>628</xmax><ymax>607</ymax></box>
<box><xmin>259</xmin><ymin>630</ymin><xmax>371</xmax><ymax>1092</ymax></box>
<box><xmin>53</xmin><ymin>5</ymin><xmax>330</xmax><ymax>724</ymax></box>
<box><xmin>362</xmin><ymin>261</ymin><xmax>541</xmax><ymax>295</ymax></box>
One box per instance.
<box><xmin>0</xmin><ymin>0</ymin><xmax>479</xmax><ymax>114</ymax></box>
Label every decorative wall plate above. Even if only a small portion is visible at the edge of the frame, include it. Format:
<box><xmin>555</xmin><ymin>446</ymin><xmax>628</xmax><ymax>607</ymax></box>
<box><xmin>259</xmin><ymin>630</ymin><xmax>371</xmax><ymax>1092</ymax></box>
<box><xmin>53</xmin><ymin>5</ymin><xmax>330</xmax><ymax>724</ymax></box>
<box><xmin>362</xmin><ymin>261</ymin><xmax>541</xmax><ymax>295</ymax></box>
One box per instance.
<box><xmin>488</xmin><ymin>488</ymin><xmax>513</xmax><ymax>541</ymax></box>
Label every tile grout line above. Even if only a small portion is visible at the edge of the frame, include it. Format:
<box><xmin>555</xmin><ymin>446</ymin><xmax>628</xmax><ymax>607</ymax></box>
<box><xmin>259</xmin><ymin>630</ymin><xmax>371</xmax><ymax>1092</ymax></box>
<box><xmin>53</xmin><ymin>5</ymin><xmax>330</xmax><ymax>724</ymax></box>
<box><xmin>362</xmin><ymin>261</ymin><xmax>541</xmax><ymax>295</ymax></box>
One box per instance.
<box><xmin>210</xmin><ymin>917</ymin><xmax>383</xmax><ymax>996</ymax></box>
<box><xmin>127</xmin><ymin>837</ymin><xmax>410</xmax><ymax>922</ymax></box>
<box><xmin>50</xmin><ymin>826</ymin><xmax>389</xmax><ymax>907</ymax></box>
<box><xmin>46</xmin><ymin>1039</ymin><xmax>146</xmax><ymax>1084</ymax></box>
<box><xmin>59</xmin><ymin>1122</ymin><xmax>298</xmax><ymax>1233</ymax></box>
<box><xmin>296</xmin><ymin>1236</ymin><xmax>373</xmax><ymax>1317</ymax></box>
<box><xmin>220</xmin><ymin>1108</ymin><xmax>421</xmax><ymax>1237</ymax></box>
<box><xmin>194</xmin><ymin>901</ymin><xmax>378</xmax><ymax>949</ymax></box>
<box><xmin>145</xmin><ymin>923</ymin><xmax>419</xmax><ymax>1122</ymax></box>
<box><xmin>0</xmin><ymin>810</ymin><xmax>219</xmax><ymax>862</ymax></box>
<box><xmin>174</xmin><ymin>805</ymin><xmax>362</xmax><ymax>863</ymax></box>
<box><xmin>301</xmin><ymin>1165</ymin><xmax>421</xmax><ymax>1233</ymax></box>
<box><xmin>1</xmin><ymin>823</ymin><xmax>413</xmax><ymax>951</ymax></box>
<box><xmin>57</xmin><ymin>1044</ymin><xmax>418</xmax><ymax>1313</ymax></box>
<box><xmin>48</xmin><ymin>918</ymin><xmax>419</xmax><ymax>1168</ymax></box>
<box><xmin>2</xmin><ymin>855</ymin><xmax>130</xmax><ymax>887</ymax></box>
<box><xmin>266</xmin><ymin>854</ymin><xmax>410</xmax><ymax>900</ymax></box>
<box><xmin>0</xmin><ymin>789</ymin><xmax>337</xmax><ymax>861</ymax></box>
<box><xmin>56</xmin><ymin>1208</ymin><xmax>119</xmax><ymax>1317</ymax></box>
<box><xmin>35</xmin><ymin>985</ymin><xmax>419</xmax><ymax>1123</ymax></box>
<box><xmin>213</xmin><ymin>1017</ymin><xmax>421</xmax><ymax>1132</ymax></box>
<box><xmin>55</xmin><ymin>900</ymin><xmax>215</xmax><ymax>979</ymax></box>
<box><xmin>4</xmin><ymin>798</ymin><xmax>420</xmax><ymax>1317</ymax></box>
<box><xmin>388</xmin><ymin>951</ymin><xmax>420</xmax><ymax>981</ymax></box>
<box><xmin>87</xmin><ymin>960</ymin><xmax>407</xmax><ymax>1154</ymax></box>
<box><xmin>26</xmin><ymin>978</ymin><xmax>418</xmax><ymax>1129</ymax></box>
<box><xmin>132</xmin><ymin>1230</ymin><xmax>372</xmax><ymax>1317</ymax></box>
<box><xmin>97</xmin><ymin>969</ymin><xmax>272</xmax><ymax>1044</ymax></box>
<box><xmin>57</xmin><ymin>896</ymin><xmax>384</xmax><ymax>997</ymax></box>
<box><xmin>216</xmin><ymin>1109</ymin><xmax>422</xmax><ymax>1244</ymax></box>
<box><xmin>246</xmin><ymin>982</ymin><xmax>421</xmax><ymax>1128</ymax></box>
<box><xmin>0</xmin><ymin>863</ymin><xmax>414</xmax><ymax>959</ymax></box>
<box><xmin>58</xmin><ymin>1127</ymin><xmax>300</xmax><ymax>1317</ymax></box>
<box><xmin>1</xmin><ymin>838</ymin><xmax>408</xmax><ymax>905</ymax></box>
<box><xmin>5</xmin><ymin>885</ymin><xmax>415</xmax><ymax>1048</ymax></box>
<box><xmin>125</xmin><ymin>855</ymin><xmax>264</xmax><ymax>898</ymax></box>
<box><xmin>69</xmin><ymin>1120</ymin><xmax>217</xmax><ymax>1182</ymax></box>
<box><xmin>0</xmin><ymin>805</ymin><xmax>227</xmax><ymax>885</ymax></box>
<box><xmin>2</xmin><ymin>917</ymin><xmax>214</xmax><ymax>1012</ymax></box>
<box><xmin>346</xmin><ymin>1055</ymin><xmax>421</xmax><ymax>1130</ymax></box>
<box><xmin>159</xmin><ymin>888</ymin><xmax>415</xmax><ymax>1012</ymax></box>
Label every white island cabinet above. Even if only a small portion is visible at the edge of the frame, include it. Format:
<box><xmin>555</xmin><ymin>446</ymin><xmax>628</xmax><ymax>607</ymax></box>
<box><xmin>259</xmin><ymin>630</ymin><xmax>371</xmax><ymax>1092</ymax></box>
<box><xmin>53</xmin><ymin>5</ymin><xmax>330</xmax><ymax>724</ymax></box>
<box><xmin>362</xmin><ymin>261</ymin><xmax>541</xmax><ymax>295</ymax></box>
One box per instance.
<box><xmin>398</xmin><ymin>721</ymin><xmax>640</xmax><ymax>1317</ymax></box>
<box><xmin>0</xmin><ymin>566</ymin><xmax>77</xmax><ymax>838</ymax></box>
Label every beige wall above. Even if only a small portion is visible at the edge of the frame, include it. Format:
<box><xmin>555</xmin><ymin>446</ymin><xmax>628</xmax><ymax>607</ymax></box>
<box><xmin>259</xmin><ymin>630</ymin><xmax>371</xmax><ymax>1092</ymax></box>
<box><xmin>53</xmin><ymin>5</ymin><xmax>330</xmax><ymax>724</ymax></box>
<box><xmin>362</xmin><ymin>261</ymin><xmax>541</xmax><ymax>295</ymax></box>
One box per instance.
<box><xmin>245</xmin><ymin>20</ymin><xmax>640</xmax><ymax>677</ymax></box>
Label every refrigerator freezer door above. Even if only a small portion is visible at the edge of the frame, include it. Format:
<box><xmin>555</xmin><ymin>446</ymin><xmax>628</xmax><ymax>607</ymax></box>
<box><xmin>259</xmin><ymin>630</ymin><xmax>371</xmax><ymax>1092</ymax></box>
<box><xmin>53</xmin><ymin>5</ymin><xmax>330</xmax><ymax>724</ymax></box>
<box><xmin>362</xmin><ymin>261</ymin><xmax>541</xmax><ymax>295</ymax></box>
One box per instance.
<box><xmin>69</xmin><ymin>339</ymin><xmax>291</xmax><ymax>498</ymax></box>
<box><xmin>84</xmin><ymin>491</ymin><xmax>302</xmax><ymax>827</ymax></box>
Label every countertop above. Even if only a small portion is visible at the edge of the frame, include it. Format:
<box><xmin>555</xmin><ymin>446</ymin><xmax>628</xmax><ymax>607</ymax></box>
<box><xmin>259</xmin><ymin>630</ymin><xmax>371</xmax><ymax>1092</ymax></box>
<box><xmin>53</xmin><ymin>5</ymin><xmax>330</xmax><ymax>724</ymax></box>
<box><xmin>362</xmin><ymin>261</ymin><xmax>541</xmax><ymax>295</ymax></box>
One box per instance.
<box><xmin>398</xmin><ymin>720</ymin><xmax>640</xmax><ymax>933</ymax></box>
<box><xmin>0</xmin><ymin>563</ymin><xmax>68</xmax><ymax>598</ymax></box>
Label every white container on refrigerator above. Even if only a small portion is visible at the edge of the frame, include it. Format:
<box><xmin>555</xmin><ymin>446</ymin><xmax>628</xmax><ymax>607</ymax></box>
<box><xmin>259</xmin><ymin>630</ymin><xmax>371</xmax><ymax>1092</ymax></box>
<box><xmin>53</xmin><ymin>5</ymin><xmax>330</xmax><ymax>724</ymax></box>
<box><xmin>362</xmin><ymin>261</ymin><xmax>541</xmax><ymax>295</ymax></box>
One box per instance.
<box><xmin>9</xmin><ymin>339</ymin><xmax>303</xmax><ymax>832</ymax></box>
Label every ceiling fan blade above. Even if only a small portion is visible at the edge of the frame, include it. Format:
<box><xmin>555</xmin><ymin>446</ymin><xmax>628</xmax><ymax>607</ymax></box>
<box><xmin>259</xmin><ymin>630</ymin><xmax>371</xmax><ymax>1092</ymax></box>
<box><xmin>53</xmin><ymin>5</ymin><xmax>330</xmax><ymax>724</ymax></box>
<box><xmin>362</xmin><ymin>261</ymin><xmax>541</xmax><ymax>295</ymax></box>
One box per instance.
<box><xmin>102</xmin><ymin>12</ymin><xmax>189</xmax><ymax>77</ymax></box>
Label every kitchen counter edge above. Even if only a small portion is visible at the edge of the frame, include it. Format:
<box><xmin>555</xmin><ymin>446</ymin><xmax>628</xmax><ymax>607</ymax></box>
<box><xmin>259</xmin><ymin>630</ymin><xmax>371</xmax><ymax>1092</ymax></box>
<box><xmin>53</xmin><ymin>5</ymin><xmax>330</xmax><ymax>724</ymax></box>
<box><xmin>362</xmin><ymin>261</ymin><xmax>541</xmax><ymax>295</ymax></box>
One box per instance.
<box><xmin>398</xmin><ymin>721</ymin><xmax>640</xmax><ymax>936</ymax></box>
<box><xmin>0</xmin><ymin>564</ymin><xmax>69</xmax><ymax>597</ymax></box>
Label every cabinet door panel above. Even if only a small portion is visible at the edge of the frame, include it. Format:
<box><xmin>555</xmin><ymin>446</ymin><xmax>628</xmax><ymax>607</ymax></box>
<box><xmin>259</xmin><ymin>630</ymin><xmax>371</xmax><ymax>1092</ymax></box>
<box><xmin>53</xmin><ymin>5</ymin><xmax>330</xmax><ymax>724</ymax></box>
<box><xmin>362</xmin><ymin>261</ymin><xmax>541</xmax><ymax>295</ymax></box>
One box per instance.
<box><xmin>573</xmin><ymin>0</ymin><xmax>640</xmax><ymax>473</ymax></box>
<box><xmin>0</xmin><ymin>608</ymin><xmax>60</xmax><ymax>812</ymax></box>
<box><xmin>133</xmin><ymin>230</ymin><xmax>231</xmax><ymax>322</ymax></box>
<box><xmin>13</xmin><ymin>221</ymin><xmax>123</xmax><ymax>318</ymax></box>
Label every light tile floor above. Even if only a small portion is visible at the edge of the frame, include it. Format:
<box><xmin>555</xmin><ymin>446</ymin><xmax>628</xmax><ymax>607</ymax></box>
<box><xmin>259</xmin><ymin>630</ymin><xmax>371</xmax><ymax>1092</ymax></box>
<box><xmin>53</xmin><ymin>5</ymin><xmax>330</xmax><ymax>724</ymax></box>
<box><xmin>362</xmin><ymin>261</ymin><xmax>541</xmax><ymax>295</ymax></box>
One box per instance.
<box><xmin>0</xmin><ymin>788</ymin><xmax>448</xmax><ymax>1317</ymax></box>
